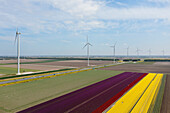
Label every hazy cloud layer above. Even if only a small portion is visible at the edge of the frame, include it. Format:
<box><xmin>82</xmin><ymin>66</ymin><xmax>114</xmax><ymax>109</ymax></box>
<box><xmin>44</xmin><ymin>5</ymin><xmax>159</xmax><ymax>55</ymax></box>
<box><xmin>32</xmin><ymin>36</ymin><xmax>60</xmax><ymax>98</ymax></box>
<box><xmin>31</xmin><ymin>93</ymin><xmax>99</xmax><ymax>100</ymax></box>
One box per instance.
<box><xmin>0</xmin><ymin>0</ymin><xmax>170</xmax><ymax>34</ymax></box>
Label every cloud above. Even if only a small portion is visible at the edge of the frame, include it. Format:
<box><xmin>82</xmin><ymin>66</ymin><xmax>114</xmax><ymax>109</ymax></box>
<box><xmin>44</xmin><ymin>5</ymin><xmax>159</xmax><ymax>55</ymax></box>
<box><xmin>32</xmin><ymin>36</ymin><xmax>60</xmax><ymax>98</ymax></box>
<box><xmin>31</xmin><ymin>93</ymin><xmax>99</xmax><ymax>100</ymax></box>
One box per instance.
<box><xmin>0</xmin><ymin>36</ymin><xmax>14</xmax><ymax>41</ymax></box>
<box><xmin>115</xmin><ymin>2</ymin><xmax>127</xmax><ymax>6</ymax></box>
<box><xmin>45</xmin><ymin>0</ymin><xmax>101</xmax><ymax>18</ymax></box>
<box><xmin>97</xmin><ymin>7</ymin><xmax>170</xmax><ymax>20</ymax></box>
<box><xmin>0</xmin><ymin>0</ymin><xmax>170</xmax><ymax>35</ymax></box>
<box><xmin>61</xmin><ymin>40</ymin><xmax>72</xmax><ymax>43</ymax></box>
<box><xmin>148</xmin><ymin>0</ymin><xmax>170</xmax><ymax>3</ymax></box>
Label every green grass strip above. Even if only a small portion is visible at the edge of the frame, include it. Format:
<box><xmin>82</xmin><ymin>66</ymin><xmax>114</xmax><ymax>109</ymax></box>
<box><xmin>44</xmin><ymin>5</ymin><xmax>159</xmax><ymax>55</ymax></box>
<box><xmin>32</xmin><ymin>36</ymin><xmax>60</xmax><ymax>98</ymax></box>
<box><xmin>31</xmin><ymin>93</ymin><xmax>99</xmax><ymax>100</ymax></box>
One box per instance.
<box><xmin>0</xmin><ymin>68</ymin><xmax>74</xmax><ymax>80</ymax></box>
<box><xmin>0</xmin><ymin>66</ymin><xmax>40</xmax><ymax>75</ymax></box>
<box><xmin>148</xmin><ymin>74</ymin><xmax>167</xmax><ymax>113</ymax></box>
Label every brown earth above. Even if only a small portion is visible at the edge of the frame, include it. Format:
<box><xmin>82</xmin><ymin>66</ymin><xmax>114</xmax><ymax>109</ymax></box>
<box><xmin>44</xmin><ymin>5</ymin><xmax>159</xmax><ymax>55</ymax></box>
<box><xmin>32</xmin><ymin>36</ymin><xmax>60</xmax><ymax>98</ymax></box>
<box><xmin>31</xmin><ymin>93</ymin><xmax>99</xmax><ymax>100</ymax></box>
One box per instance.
<box><xmin>100</xmin><ymin>62</ymin><xmax>170</xmax><ymax>73</ymax></box>
<box><xmin>1</xmin><ymin>64</ymin><xmax>74</xmax><ymax>71</ymax></box>
<box><xmin>39</xmin><ymin>60</ymin><xmax>113</xmax><ymax>68</ymax></box>
<box><xmin>0</xmin><ymin>60</ymin><xmax>113</xmax><ymax>71</ymax></box>
<box><xmin>0</xmin><ymin>59</ymin><xmax>49</xmax><ymax>64</ymax></box>
<box><xmin>160</xmin><ymin>75</ymin><xmax>170</xmax><ymax>113</ymax></box>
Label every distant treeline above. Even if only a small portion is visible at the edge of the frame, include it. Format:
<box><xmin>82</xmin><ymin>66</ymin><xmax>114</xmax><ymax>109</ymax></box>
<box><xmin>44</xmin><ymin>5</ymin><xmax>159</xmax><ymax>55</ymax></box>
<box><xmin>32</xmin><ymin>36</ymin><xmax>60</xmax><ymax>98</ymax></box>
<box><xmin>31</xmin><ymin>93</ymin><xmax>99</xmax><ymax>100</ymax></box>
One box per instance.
<box><xmin>122</xmin><ymin>59</ymin><xmax>140</xmax><ymax>62</ymax></box>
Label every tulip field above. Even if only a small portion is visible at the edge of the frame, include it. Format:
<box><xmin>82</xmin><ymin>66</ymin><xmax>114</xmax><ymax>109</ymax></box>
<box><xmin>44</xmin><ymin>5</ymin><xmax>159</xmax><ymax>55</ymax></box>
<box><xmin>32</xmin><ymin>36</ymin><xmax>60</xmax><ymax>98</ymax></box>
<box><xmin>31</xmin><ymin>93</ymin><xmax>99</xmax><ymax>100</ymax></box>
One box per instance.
<box><xmin>19</xmin><ymin>72</ymin><xmax>164</xmax><ymax>113</ymax></box>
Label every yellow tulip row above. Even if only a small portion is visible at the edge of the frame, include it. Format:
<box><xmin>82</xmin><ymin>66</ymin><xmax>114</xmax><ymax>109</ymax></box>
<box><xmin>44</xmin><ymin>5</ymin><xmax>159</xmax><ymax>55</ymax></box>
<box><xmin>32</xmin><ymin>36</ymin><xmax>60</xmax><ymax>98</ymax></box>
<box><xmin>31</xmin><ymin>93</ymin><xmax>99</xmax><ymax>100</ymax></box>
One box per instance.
<box><xmin>107</xmin><ymin>73</ymin><xmax>163</xmax><ymax>113</ymax></box>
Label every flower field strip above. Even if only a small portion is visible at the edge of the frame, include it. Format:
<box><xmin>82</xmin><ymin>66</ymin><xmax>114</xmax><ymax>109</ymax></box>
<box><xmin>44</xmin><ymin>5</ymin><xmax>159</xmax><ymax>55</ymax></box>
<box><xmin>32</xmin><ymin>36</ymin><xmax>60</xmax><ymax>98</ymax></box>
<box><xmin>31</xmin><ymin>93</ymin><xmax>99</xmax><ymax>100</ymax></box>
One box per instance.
<box><xmin>92</xmin><ymin>73</ymin><xmax>148</xmax><ymax>113</ymax></box>
<box><xmin>18</xmin><ymin>72</ymin><xmax>144</xmax><ymax>113</ymax></box>
<box><xmin>107</xmin><ymin>73</ymin><xmax>157</xmax><ymax>113</ymax></box>
<box><xmin>130</xmin><ymin>74</ymin><xmax>163</xmax><ymax>113</ymax></box>
<box><xmin>66</xmin><ymin>73</ymin><xmax>145</xmax><ymax>113</ymax></box>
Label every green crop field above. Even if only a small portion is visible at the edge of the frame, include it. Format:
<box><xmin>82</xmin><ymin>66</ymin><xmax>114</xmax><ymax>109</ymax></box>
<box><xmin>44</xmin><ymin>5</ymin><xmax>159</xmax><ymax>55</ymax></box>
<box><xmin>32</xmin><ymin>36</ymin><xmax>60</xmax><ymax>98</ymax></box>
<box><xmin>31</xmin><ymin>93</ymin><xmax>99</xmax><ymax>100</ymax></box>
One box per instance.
<box><xmin>0</xmin><ymin>66</ymin><xmax>40</xmax><ymax>75</ymax></box>
<box><xmin>0</xmin><ymin>70</ymin><xmax>123</xmax><ymax>113</ymax></box>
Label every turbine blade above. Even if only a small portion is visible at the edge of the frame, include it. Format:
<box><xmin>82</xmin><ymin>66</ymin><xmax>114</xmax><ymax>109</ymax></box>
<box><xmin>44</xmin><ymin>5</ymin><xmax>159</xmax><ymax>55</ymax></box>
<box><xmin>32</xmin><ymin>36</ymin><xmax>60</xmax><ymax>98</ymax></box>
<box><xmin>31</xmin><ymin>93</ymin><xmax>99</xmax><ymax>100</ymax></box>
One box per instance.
<box><xmin>114</xmin><ymin>41</ymin><xmax>117</xmax><ymax>46</ymax></box>
<box><xmin>89</xmin><ymin>43</ymin><xmax>92</xmax><ymax>46</ymax></box>
<box><xmin>14</xmin><ymin>35</ymin><xmax>17</xmax><ymax>45</ymax></box>
<box><xmin>14</xmin><ymin>28</ymin><xmax>18</xmax><ymax>45</ymax></box>
<box><xmin>83</xmin><ymin>43</ymin><xmax>88</xmax><ymax>49</ymax></box>
<box><xmin>87</xmin><ymin>35</ymin><xmax>88</xmax><ymax>43</ymax></box>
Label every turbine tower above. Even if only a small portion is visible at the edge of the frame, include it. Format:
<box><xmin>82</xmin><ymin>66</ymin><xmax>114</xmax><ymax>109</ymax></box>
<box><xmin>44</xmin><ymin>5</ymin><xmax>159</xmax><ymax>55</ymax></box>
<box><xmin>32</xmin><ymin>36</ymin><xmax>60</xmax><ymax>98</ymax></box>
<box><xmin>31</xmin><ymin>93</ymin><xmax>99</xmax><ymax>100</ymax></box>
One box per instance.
<box><xmin>83</xmin><ymin>36</ymin><xmax>92</xmax><ymax>66</ymax></box>
<box><xmin>127</xmin><ymin>46</ymin><xmax>129</xmax><ymax>57</ymax></box>
<box><xmin>162</xmin><ymin>49</ymin><xmax>165</xmax><ymax>57</ymax></box>
<box><xmin>148</xmin><ymin>49</ymin><xmax>151</xmax><ymax>57</ymax></box>
<box><xmin>136</xmin><ymin>48</ymin><xmax>141</xmax><ymax>58</ymax></box>
<box><xmin>110</xmin><ymin>42</ymin><xmax>117</xmax><ymax>63</ymax></box>
<box><xmin>15</xmin><ymin>28</ymin><xmax>21</xmax><ymax>75</ymax></box>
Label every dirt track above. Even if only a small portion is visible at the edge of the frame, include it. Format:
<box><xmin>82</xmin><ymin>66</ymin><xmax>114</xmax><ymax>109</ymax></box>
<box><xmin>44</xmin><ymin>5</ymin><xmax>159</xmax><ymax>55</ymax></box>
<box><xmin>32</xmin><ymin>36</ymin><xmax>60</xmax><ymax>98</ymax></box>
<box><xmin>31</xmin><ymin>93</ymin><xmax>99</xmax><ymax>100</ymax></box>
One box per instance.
<box><xmin>160</xmin><ymin>75</ymin><xmax>170</xmax><ymax>113</ymax></box>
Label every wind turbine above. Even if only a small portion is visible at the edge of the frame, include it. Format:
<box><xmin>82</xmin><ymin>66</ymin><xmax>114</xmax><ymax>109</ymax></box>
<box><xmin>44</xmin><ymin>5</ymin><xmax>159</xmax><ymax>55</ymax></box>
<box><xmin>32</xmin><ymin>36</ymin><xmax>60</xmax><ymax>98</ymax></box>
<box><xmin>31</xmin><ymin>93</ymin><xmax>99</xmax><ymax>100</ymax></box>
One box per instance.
<box><xmin>162</xmin><ymin>49</ymin><xmax>165</xmax><ymax>57</ymax></box>
<box><xmin>15</xmin><ymin>28</ymin><xmax>21</xmax><ymax>75</ymax></box>
<box><xmin>110</xmin><ymin>42</ymin><xmax>117</xmax><ymax>63</ymax></box>
<box><xmin>83</xmin><ymin>36</ymin><xmax>92</xmax><ymax>66</ymax></box>
<box><xmin>126</xmin><ymin>46</ymin><xmax>129</xmax><ymax>57</ymax></box>
<box><xmin>148</xmin><ymin>49</ymin><xmax>151</xmax><ymax>57</ymax></box>
<box><xmin>136</xmin><ymin>48</ymin><xmax>141</xmax><ymax>58</ymax></box>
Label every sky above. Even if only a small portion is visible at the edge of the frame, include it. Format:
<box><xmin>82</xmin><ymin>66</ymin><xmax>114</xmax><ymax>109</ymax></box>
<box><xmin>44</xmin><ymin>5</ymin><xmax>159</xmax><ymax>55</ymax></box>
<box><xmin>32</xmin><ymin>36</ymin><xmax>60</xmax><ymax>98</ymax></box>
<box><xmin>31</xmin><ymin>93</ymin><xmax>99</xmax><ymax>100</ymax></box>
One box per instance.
<box><xmin>0</xmin><ymin>0</ymin><xmax>170</xmax><ymax>56</ymax></box>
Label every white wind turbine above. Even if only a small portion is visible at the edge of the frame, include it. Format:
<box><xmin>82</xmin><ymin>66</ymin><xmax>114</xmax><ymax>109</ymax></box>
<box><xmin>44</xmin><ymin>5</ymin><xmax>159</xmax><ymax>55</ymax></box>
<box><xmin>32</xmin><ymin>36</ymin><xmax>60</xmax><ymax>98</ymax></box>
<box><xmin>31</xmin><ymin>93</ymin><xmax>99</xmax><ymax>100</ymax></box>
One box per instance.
<box><xmin>162</xmin><ymin>49</ymin><xmax>165</xmax><ymax>57</ymax></box>
<box><xmin>83</xmin><ymin>36</ymin><xmax>92</xmax><ymax>66</ymax></box>
<box><xmin>136</xmin><ymin>48</ymin><xmax>141</xmax><ymax>58</ymax></box>
<box><xmin>15</xmin><ymin>28</ymin><xmax>21</xmax><ymax>75</ymax></box>
<box><xmin>110</xmin><ymin>42</ymin><xmax>117</xmax><ymax>63</ymax></box>
<box><xmin>126</xmin><ymin>46</ymin><xmax>129</xmax><ymax>57</ymax></box>
<box><xmin>148</xmin><ymin>49</ymin><xmax>151</xmax><ymax>57</ymax></box>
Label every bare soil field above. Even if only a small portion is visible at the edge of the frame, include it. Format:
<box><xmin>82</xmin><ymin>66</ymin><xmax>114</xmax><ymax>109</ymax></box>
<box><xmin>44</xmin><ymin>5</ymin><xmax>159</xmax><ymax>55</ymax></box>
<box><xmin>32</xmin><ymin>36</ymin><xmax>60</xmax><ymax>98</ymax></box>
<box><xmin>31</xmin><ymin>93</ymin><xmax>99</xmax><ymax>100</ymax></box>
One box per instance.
<box><xmin>39</xmin><ymin>60</ymin><xmax>113</xmax><ymax>68</ymax></box>
<box><xmin>1</xmin><ymin>64</ymin><xmax>74</xmax><ymax>71</ymax></box>
<box><xmin>0</xmin><ymin>59</ymin><xmax>49</xmax><ymax>64</ymax></box>
<box><xmin>100</xmin><ymin>62</ymin><xmax>170</xmax><ymax>73</ymax></box>
<box><xmin>161</xmin><ymin>75</ymin><xmax>170</xmax><ymax>113</ymax></box>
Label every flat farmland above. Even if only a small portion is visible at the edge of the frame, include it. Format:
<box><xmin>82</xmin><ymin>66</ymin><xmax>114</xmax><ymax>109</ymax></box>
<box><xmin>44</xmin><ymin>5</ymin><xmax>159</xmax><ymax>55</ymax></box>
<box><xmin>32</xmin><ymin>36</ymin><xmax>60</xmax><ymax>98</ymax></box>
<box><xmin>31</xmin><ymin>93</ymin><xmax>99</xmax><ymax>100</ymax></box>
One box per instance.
<box><xmin>0</xmin><ymin>59</ymin><xmax>50</xmax><ymax>64</ymax></box>
<box><xmin>0</xmin><ymin>60</ymin><xmax>113</xmax><ymax>72</ymax></box>
<box><xmin>100</xmin><ymin>62</ymin><xmax>170</xmax><ymax>73</ymax></box>
<box><xmin>38</xmin><ymin>60</ymin><xmax>113</xmax><ymax>68</ymax></box>
<box><xmin>1</xmin><ymin>64</ymin><xmax>74</xmax><ymax>71</ymax></box>
<box><xmin>0</xmin><ymin>70</ymin><xmax>123</xmax><ymax>113</ymax></box>
<box><xmin>0</xmin><ymin>66</ymin><xmax>40</xmax><ymax>75</ymax></box>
